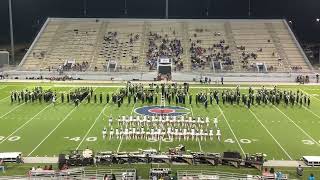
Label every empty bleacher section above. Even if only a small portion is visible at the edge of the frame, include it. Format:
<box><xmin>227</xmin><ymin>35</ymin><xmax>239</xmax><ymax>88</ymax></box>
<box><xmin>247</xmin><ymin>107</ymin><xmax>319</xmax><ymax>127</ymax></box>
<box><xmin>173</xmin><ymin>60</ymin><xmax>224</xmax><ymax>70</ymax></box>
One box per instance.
<box><xmin>19</xmin><ymin>18</ymin><xmax>312</xmax><ymax>73</ymax></box>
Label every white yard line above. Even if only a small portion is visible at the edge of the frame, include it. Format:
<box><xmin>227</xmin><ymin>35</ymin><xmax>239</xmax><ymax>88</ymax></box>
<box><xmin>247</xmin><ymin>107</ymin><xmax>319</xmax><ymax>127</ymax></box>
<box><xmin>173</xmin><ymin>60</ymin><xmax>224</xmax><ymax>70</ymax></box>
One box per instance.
<box><xmin>158</xmin><ymin>138</ymin><xmax>162</xmax><ymax>152</ymax></box>
<box><xmin>187</xmin><ymin>94</ymin><xmax>194</xmax><ymax>117</ymax></box>
<box><xmin>188</xmin><ymin>94</ymin><xmax>205</xmax><ymax>152</ymax></box>
<box><xmin>302</xmin><ymin>106</ymin><xmax>320</xmax><ymax>119</ymax></box>
<box><xmin>75</xmin><ymin>86</ymin><xmax>120</xmax><ymax>151</ymax></box>
<box><xmin>27</xmin><ymin>88</ymin><xmax>97</xmax><ymax>156</ymax></box>
<box><xmin>300</xmin><ymin>89</ymin><xmax>320</xmax><ymax>103</ymax></box>
<box><xmin>188</xmin><ymin>94</ymin><xmax>202</xmax><ymax>151</ymax></box>
<box><xmin>0</xmin><ymin>85</ymin><xmax>68</xmax><ymax>117</ymax></box>
<box><xmin>218</xmin><ymin>106</ymin><xmax>246</xmax><ymax>156</ymax></box>
<box><xmin>117</xmin><ymin>102</ymin><xmax>136</xmax><ymax>153</ymax></box>
<box><xmin>0</xmin><ymin>104</ymin><xmax>52</xmax><ymax>144</ymax></box>
<box><xmin>0</xmin><ymin>103</ymin><xmax>26</xmax><ymax>119</ymax></box>
<box><xmin>76</xmin><ymin>104</ymin><xmax>109</xmax><ymax>150</ymax></box>
<box><xmin>27</xmin><ymin>105</ymin><xmax>78</xmax><ymax>156</ymax></box>
<box><xmin>198</xmin><ymin>141</ymin><xmax>203</xmax><ymax>152</ymax></box>
<box><xmin>0</xmin><ymin>95</ymin><xmax>10</xmax><ymax>102</ymax></box>
<box><xmin>273</xmin><ymin>105</ymin><xmax>320</xmax><ymax>146</ymax></box>
<box><xmin>0</xmin><ymin>86</ymin><xmax>7</xmax><ymax>90</ymax></box>
<box><xmin>248</xmin><ymin>109</ymin><xmax>292</xmax><ymax>160</ymax></box>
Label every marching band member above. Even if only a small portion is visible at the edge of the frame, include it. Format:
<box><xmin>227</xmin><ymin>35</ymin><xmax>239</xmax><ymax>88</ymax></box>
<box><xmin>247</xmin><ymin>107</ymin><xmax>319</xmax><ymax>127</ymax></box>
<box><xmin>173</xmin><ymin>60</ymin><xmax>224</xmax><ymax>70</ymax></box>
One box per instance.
<box><xmin>183</xmin><ymin>128</ymin><xmax>187</xmax><ymax>141</ymax></box>
<box><xmin>124</xmin><ymin>128</ymin><xmax>129</xmax><ymax>140</ymax></box>
<box><xmin>102</xmin><ymin>127</ymin><xmax>107</xmax><ymax>140</ymax></box>
<box><xmin>214</xmin><ymin>117</ymin><xmax>218</xmax><ymax>128</ymax></box>
<box><xmin>108</xmin><ymin>116</ymin><xmax>113</xmax><ymax>127</ymax></box>
<box><xmin>216</xmin><ymin>128</ymin><xmax>221</xmax><ymax>142</ymax></box>
<box><xmin>109</xmin><ymin>127</ymin><xmax>114</xmax><ymax>139</ymax></box>
<box><xmin>191</xmin><ymin>128</ymin><xmax>195</xmax><ymax>141</ymax></box>
<box><xmin>209</xmin><ymin>129</ymin><xmax>214</xmax><ymax>141</ymax></box>
<box><xmin>205</xmin><ymin>117</ymin><xmax>210</xmax><ymax>127</ymax></box>
<box><xmin>132</xmin><ymin>127</ymin><xmax>136</xmax><ymax>139</ymax></box>
<box><xmin>115</xmin><ymin>128</ymin><xmax>119</xmax><ymax>139</ymax></box>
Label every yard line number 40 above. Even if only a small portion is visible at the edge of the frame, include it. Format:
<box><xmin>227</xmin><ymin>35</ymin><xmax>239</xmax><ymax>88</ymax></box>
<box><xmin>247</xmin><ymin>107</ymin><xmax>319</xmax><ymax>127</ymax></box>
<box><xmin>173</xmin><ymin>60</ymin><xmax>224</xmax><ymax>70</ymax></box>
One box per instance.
<box><xmin>0</xmin><ymin>136</ymin><xmax>21</xmax><ymax>142</ymax></box>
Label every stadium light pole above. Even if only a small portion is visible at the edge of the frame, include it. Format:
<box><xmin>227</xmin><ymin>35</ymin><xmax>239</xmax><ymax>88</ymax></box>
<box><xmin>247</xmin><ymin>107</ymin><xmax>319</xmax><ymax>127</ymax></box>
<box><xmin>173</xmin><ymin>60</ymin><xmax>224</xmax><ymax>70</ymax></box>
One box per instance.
<box><xmin>83</xmin><ymin>0</ymin><xmax>87</xmax><ymax>17</ymax></box>
<box><xmin>165</xmin><ymin>0</ymin><xmax>168</xmax><ymax>19</ymax></box>
<box><xmin>205</xmin><ymin>0</ymin><xmax>210</xmax><ymax>17</ymax></box>
<box><xmin>248</xmin><ymin>0</ymin><xmax>251</xmax><ymax>17</ymax></box>
<box><xmin>124</xmin><ymin>0</ymin><xmax>127</xmax><ymax>15</ymax></box>
<box><xmin>316</xmin><ymin>18</ymin><xmax>320</xmax><ymax>64</ymax></box>
<box><xmin>9</xmin><ymin>0</ymin><xmax>14</xmax><ymax>65</ymax></box>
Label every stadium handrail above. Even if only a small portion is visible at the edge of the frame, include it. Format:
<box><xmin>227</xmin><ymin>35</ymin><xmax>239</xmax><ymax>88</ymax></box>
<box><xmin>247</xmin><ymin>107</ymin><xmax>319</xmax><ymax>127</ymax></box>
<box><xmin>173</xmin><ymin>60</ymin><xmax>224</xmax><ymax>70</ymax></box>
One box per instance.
<box><xmin>18</xmin><ymin>18</ymin><xmax>50</xmax><ymax>69</ymax></box>
<box><xmin>283</xmin><ymin>19</ymin><xmax>314</xmax><ymax>72</ymax></box>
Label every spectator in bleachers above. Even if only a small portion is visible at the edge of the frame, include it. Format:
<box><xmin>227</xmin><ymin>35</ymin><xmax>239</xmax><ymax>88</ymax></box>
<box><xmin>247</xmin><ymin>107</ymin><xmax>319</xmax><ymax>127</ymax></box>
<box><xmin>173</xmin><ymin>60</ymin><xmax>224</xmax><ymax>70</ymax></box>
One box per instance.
<box><xmin>147</xmin><ymin>30</ymin><xmax>184</xmax><ymax>70</ymax></box>
<box><xmin>190</xmin><ymin>30</ymin><xmax>234</xmax><ymax>71</ymax></box>
<box><xmin>291</xmin><ymin>66</ymin><xmax>302</xmax><ymax>71</ymax></box>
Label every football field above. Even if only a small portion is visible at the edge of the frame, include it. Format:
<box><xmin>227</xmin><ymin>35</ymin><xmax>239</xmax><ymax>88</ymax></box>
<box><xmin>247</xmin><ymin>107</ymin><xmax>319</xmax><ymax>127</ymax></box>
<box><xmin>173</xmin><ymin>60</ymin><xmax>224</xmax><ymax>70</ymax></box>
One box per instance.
<box><xmin>1</xmin><ymin>82</ymin><xmax>320</xmax><ymax>161</ymax></box>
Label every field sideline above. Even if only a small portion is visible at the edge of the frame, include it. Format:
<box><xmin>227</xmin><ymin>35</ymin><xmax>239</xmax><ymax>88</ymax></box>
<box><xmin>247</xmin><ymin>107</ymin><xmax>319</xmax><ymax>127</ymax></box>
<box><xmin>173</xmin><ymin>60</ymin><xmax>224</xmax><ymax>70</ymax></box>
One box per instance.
<box><xmin>0</xmin><ymin>82</ymin><xmax>320</xmax><ymax>161</ymax></box>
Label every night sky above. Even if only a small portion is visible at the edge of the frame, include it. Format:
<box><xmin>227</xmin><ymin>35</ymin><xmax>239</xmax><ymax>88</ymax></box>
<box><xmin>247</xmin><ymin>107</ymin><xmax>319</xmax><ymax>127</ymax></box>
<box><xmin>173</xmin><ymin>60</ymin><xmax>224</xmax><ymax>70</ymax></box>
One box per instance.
<box><xmin>0</xmin><ymin>0</ymin><xmax>319</xmax><ymax>45</ymax></box>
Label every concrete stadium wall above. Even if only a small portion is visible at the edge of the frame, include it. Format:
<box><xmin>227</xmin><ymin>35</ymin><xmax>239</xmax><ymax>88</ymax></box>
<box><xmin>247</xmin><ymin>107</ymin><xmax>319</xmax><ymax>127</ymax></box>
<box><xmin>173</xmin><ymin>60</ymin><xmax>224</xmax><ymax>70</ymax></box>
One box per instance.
<box><xmin>2</xmin><ymin>70</ymin><xmax>318</xmax><ymax>83</ymax></box>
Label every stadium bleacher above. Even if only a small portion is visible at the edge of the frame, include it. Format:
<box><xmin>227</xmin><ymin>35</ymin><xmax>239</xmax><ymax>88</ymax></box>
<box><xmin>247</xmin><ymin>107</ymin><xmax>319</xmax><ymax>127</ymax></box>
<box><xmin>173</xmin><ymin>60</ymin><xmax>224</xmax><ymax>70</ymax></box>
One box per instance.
<box><xmin>19</xmin><ymin>18</ymin><xmax>312</xmax><ymax>74</ymax></box>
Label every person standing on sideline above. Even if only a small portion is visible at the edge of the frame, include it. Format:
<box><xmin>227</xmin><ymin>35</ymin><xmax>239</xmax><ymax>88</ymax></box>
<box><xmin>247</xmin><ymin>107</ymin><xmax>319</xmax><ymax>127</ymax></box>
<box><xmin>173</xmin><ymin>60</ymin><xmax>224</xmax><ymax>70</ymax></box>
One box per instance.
<box><xmin>221</xmin><ymin>76</ymin><xmax>224</xmax><ymax>85</ymax></box>
<box><xmin>296</xmin><ymin>165</ymin><xmax>303</xmax><ymax>177</ymax></box>
<box><xmin>308</xmin><ymin>173</ymin><xmax>315</xmax><ymax>180</ymax></box>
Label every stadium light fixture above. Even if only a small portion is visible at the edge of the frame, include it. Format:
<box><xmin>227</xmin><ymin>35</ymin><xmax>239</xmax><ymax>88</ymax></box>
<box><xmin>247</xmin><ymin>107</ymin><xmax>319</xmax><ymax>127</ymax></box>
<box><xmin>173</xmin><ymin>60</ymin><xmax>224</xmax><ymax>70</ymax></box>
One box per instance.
<box><xmin>9</xmin><ymin>0</ymin><xmax>14</xmax><ymax>65</ymax></box>
<box><xmin>124</xmin><ymin>0</ymin><xmax>127</xmax><ymax>15</ymax></box>
<box><xmin>248</xmin><ymin>0</ymin><xmax>251</xmax><ymax>17</ymax></box>
<box><xmin>316</xmin><ymin>18</ymin><xmax>320</xmax><ymax>23</ymax></box>
<box><xmin>165</xmin><ymin>0</ymin><xmax>169</xmax><ymax>19</ymax></box>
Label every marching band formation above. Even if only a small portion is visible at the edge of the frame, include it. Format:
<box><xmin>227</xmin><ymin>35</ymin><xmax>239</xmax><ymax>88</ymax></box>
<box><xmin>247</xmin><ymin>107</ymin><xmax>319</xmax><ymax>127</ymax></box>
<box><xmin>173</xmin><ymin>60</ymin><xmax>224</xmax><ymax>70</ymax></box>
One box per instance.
<box><xmin>102</xmin><ymin>115</ymin><xmax>221</xmax><ymax>142</ymax></box>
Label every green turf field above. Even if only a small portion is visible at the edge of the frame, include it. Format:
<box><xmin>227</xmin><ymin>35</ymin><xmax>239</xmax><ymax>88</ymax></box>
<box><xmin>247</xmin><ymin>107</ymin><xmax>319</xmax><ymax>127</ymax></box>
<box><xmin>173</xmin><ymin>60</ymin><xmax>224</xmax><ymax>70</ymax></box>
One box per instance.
<box><xmin>0</xmin><ymin>82</ymin><xmax>320</xmax><ymax>161</ymax></box>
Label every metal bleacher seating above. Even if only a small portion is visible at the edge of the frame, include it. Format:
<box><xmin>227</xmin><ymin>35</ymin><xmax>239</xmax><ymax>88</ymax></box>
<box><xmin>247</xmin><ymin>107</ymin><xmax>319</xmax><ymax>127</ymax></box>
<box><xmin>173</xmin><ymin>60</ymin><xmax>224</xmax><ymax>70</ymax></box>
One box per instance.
<box><xmin>19</xmin><ymin>18</ymin><xmax>312</xmax><ymax>73</ymax></box>
<box><xmin>143</xmin><ymin>21</ymin><xmax>186</xmax><ymax>72</ymax></box>
<box><xmin>91</xmin><ymin>21</ymin><xmax>144</xmax><ymax>72</ymax></box>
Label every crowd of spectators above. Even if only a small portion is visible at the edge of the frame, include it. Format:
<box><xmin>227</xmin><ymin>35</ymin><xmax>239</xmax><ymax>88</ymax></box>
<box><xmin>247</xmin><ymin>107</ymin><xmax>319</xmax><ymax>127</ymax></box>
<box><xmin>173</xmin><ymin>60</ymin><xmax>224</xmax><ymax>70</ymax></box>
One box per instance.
<box><xmin>146</xmin><ymin>30</ymin><xmax>184</xmax><ymax>71</ymax></box>
<box><xmin>24</xmin><ymin>75</ymin><xmax>73</xmax><ymax>81</ymax></box>
<box><xmin>60</xmin><ymin>61</ymin><xmax>89</xmax><ymax>72</ymax></box>
<box><xmin>32</xmin><ymin>51</ymin><xmax>46</xmax><ymax>59</ymax></box>
<box><xmin>236</xmin><ymin>39</ymin><xmax>285</xmax><ymax>72</ymax></box>
<box><xmin>189</xmin><ymin>30</ymin><xmax>233</xmax><ymax>71</ymax></box>
<box><xmin>104</xmin><ymin>32</ymin><xmax>140</xmax><ymax>65</ymax></box>
<box><xmin>291</xmin><ymin>66</ymin><xmax>303</xmax><ymax>71</ymax></box>
<box><xmin>296</xmin><ymin>75</ymin><xmax>309</xmax><ymax>84</ymax></box>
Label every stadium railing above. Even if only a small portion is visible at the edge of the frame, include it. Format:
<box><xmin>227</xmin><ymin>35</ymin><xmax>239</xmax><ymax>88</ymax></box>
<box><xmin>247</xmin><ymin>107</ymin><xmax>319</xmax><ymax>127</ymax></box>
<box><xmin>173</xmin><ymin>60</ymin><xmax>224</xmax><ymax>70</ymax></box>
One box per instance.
<box><xmin>177</xmin><ymin>170</ymin><xmax>262</xmax><ymax>180</ymax></box>
<box><xmin>177</xmin><ymin>170</ymin><xmax>289</xmax><ymax>180</ymax></box>
<box><xmin>82</xmin><ymin>168</ymin><xmax>136</xmax><ymax>180</ymax></box>
<box><xmin>25</xmin><ymin>167</ymin><xmax>136</xmax><ymax>180</ymax></box>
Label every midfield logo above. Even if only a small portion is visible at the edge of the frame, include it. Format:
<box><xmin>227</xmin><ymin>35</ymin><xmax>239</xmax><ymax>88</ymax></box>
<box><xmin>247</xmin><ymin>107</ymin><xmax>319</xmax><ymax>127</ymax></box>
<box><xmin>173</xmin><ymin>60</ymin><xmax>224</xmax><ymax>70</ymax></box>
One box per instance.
<box><xmin>134</xmin><ymin>105</ymin><xmax>190</xmax><ymax>116</ymax></box>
